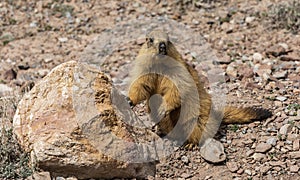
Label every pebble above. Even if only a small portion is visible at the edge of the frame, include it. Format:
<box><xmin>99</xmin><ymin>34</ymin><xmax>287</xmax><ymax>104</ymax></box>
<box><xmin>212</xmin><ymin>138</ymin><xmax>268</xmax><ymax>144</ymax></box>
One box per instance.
<box><xmin>260</xmin><ymin>165</ymin><xmax>271</xmax><ymax>174</ymax></box>
<box><xmin>200</xmin><ymin>138</ymin><xmax>226</xmax><ymax>163</ymax></box>
<box><xmin>276</xmin><ymin>96</ymin><xmax>287</xmax><ymax>102</ymax></box>
<box><xmin>0</xmin><ymin>84</ymin><xmax>13</xmax><ymax>94</ymax></box>
<box><xmin>252</xmin><ymin>153</ymin><xmax>266</xmax><ymax>161</ymax></box>
<box><xmin>226</xmin><ymin>65</ymin><xmax>237</xmax><ymax>78</ymax></box>
<box><xmin>244</xmin><ymin>169</ymin><xmax>252</xmax><ymax>175</ymax></box>
<box><xmin>266</xmin><ymin>137</ymin><xmax>277</xmax><ymax>146</ymax></box>
<box><xmin>290</xmin><ymin>165</ymin><xmax>299</xmax><ymax>173</ymax></box>
<box><xmin>273</xmin><ymin>71</ymin><xmax>287</xmax><ymax>79</ymax></box>
<box><xmin>279</xmin><ymin>124</ymin><xmax>292</xmax><ymax>135</ymax></box>
<box><xmin>289</xmin><ymin>151</ymin><xmax>300</xmax><ymax>159</ymax></box>
<box><xmin>226</xmin><ymin>161</ymin><xmax>239</xmax><ymax>172</ymax></box>
<box><xmin>245</xmin><ymin>16</ymin><xmax>255</xmax><ymax>23</ymax></box>
<box><xmin>255</xmin><ymin>143</ymin><xmax>272</xmax><ymax>153</ymax></box>
<box><xmin>3</xmin><ymin>69</ymin><xmax>17</xmax><ymax>81</ymax></box>
<box><xmin>293</xmin><ymin>139</ymin><xmax>299</xmax><ymax>151</ymax></box>
<box><xmin>192</xmin><ymin>19</ymin><xmax>200</xmax><ymax>25</ymax></box>
<box><xmin>246</xmin><ymin>150</ymin><xmax>254</xmax><ymax>157</ymax></box>
<box><xmin>269</xmin><ymin>161</ymin><xmax>286</xmax><ymax>168</ymax></box>
<box><xmin>252</xmin><ymin>53</ymin><xmax>263</xmax><ymax>61</ymax></box>
<box><xmin>181</xmin><ymin>156</ymin><xmax>189</xmax><ymax>164</ymax></box>
<box><xmin>58</xmin><ymin>37</ymin><xmax>68</xmax><ymax>43</ymax></box>
<box><xmin>181</xmin><ymin>173</ymin><xmax>191</xmax><ymax>178</ymax></box>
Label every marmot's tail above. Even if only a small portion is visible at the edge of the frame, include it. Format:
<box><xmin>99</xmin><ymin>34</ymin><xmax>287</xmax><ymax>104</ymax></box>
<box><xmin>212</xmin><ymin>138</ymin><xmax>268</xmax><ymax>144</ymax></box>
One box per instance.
<box><xmin>222</xmin><ymin>106</ymin><xmax>272</xmax><ymax>124</ymax></box>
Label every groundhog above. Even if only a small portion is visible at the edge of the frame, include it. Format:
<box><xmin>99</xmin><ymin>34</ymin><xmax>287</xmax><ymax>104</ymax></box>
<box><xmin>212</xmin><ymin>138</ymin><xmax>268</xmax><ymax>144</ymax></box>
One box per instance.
<box><xmin>128</xmin><ymin>29</ymin><xmax>272</xmax><ymax>147</ymax></box>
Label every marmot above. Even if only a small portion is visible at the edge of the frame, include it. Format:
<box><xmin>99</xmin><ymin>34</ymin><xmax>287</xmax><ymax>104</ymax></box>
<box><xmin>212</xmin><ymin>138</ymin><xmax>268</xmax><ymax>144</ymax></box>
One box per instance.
<box><xmin>128</xmin><ymin>30</ymin><xmax>272</xmax><ymax>147</ymax></box>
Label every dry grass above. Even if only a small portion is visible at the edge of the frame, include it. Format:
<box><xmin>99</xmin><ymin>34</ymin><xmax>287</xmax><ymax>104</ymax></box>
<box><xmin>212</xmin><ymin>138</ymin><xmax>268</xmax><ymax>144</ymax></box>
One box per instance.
<box><xmin>0</xmin><ymin>95</ymin><xmax>33</xmax><ymax>179</ymax></box>
<box><xmin>265</xmin><ymin>0</ymin><xmax>300</xmax><ymax>34</ymax></box>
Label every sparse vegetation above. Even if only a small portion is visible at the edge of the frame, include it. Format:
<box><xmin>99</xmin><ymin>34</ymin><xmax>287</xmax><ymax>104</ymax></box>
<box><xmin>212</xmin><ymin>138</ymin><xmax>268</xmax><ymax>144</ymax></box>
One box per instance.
<box><xmin>229</xmin><ymin>124</ymin><xmax>239</xmax><ymax>132</ymax></box>
<box><xmin>265</xmin><ymin>0</ymin><xmax>300</xmax><ymax>34</ymax></box>
<box><xmin>0</xmin><ymin>96</ymin><xmax>33</xmax><ymax>179</ymax></box>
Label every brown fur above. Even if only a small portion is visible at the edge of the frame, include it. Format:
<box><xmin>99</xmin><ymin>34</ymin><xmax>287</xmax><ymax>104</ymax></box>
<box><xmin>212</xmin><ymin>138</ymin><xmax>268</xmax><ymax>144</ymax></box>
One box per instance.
<box><xmin>128</xmin><ymin>30</ymin><xmax>272</xmax><ymax>147</ymax></box>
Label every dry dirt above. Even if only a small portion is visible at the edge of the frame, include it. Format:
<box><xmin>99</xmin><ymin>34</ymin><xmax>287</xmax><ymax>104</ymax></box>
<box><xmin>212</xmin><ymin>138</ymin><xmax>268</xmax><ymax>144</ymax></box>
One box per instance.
<box><xmin>0</xmin><ymin>0</ymin><xmax>299</xmax><ymax>179</ymax></box>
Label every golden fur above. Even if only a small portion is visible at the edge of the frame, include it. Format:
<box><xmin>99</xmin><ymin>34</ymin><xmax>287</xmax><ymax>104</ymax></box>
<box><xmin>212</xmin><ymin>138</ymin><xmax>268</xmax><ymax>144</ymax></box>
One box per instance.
<box><xmin>128</xmin><ymin>30</ymin><xmax>272</xmax><ymax>147</ymax></box>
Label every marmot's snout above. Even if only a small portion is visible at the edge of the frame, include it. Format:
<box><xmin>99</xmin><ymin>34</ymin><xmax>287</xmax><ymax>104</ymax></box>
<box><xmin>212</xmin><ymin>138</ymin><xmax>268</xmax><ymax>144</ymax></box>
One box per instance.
<box><xmin>158</xmin><ymin>42</ymin><xmax>167</xmax><ymax>55</ymax></box>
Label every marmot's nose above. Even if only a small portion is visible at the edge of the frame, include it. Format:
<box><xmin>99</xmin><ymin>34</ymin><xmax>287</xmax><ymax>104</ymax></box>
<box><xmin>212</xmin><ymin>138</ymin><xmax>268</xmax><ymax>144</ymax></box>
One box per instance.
<box><xmin>159</xmin><ymin>42</ymin><xmax>167</xmax><ymax>55</ymax></box>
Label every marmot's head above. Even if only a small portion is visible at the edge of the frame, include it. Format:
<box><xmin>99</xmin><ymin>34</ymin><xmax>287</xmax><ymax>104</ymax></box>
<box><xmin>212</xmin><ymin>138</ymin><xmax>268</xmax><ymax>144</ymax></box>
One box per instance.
<box><xmin>145</xmin><ymin>30</ymin><xmax>170</xmax><ymax>56</ymax></box>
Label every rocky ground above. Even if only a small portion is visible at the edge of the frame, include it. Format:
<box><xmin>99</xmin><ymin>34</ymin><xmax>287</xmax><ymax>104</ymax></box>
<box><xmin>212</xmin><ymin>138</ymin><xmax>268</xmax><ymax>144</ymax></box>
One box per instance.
<box><xmin>0</xmin><ymin>0</ymin><xmax>299</xmax><ymax>179</ymax></box>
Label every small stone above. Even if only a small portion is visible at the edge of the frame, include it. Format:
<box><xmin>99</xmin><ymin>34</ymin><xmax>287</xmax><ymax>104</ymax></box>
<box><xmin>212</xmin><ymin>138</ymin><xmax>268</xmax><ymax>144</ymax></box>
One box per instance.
<box><xmin>260</xmin><ymin>165</ymin><xmax>271</xmax><ymax>174</ymax></box>
<box><xmin>276</xmin><ymin>96</ymin><xmax>287</xmax><ymax>102</ymax></box>
<box><xmin>278</xmin><ymin>43</ymin><xmax>289</xmax><ymax>50</ymax></box>
<box><xmin>273</xmin><ymin>71</ymin><xmax>287</xmax><ymax>79</ymax></box>
<box><xmin>253</xmin><ymin>53</ymin><xmax>263</xmax><ymax>61</ymax></box>
<box><xmin>255</xmin><ymin>143</ymin><xmax>272</xmax><ymax>153</ymax></box>
<box><xmin>266</xmin><ymin>137</ymin><xmax>277</xmax><ymax>146</ymax></box>
<box><xmin>44</xmin><ymin>58</ymin><xmax>53</xmax><ymax>63</ymax></box>
<box><xmin>279</xmin><ymin>124</ymin><xmax>292</xmax><ymax>135</ymax></box>
<box><xmin>246</xmin><ymin>150</ymin><xmax>254</xmax><ymax>156</ymax></box>
<box><xmin>3</xmin><ymin>69</ymin><xmax>17</xmax><ymax>81</ymax></box>
<box><xmin>226</xmin><ymin>161</ymin><xmax>239</xmax><ymax>172</ymax></box>
<box><xmin>244</xmin><ymin>169</ymin><xmax>251</xmax><ymax>175</ymax></box>
<box><xmin>266</xmin><ymin>44</ymin><xmax>287</xmax><ymax>57</ymax></box>
<box><xmin>290</xmin><ymin>165</ymin><xmax>299</xmax><ymax>173</ymax></box>
<box><xmin>293</xmin><ymin>139</ymin><xmax>300</xmax><ymax>151</ymax></box>
<box><xmin>237</xmin><ymin>168</ymin><xmax>244</xmax><ymax>175</ymax></box>
<box><xmin>226</xmin><ymin>65</ymin><xmax>237</xmax><ymax>78</ymax></box>
<box><xmin>200</xmin><ymin>138</ymin><xmax>226</xmax><ymax>163</ymax></box>
<box><xmin>181</xmin><ymin>155</ymin><xmax>189</xmax><ymax>164</ymax></box>
<box><xmin>26</xmin><ymin>171</ymin><xmax>51</xmax><ymax>180</ymax></box>
<box><xmin>274</xmin><ymin>101</ymin><xmax>282</xmax><ymax>107</ymax></box>
<box><xmin>192</xmin><ymin>19</ymin><xmax>200</xmax><ymax>25</ymax></box>
<box><xmin>0</xmin><ymin>84</ymin><xmax>13</xmax><ymax>95</ymax></box>
<box><xmin>269</xmin><ymin>161</ymin><xmax>286</xmax><ymax>168</ymax></box>
<box><xmin>245</xmin><ymin>16</ymin><xmax>255</xmax><ymax>23</ymax></box>
<box><xmin>289</xmin><ymin>151</ymin><xmax>300</xmax><ymax>159</ymax></box>
<box><xmin>58</xmin><ymin>37</ymin><xmax>68</xmax><ymax>43</ymax></box>
<box><xmin>38</xmin><ymin>69</ymin><xmax>50</xmax><ymax>78</ymax></box>
<box><xmin>29</xmin><ymin>21</ymin><xmax>38</xmax><ymax>27</ymax></box>
<box><xmin>181</xmin><ymin>173</ymin><xmax>191</xmax><ymax>178</ymax></box>
<box><xmin>252</xmin><ymin>153</ymin><xmax>266</xmax><ymax>161</ymax></box>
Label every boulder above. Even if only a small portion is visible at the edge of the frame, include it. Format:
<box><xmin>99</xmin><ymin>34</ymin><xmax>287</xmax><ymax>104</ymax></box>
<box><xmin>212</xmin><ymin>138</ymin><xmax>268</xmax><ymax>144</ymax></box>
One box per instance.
<box><xmin>13</xmin><ymin>61</ymin><xmax>158</xmax><ymax>179</ymax></box>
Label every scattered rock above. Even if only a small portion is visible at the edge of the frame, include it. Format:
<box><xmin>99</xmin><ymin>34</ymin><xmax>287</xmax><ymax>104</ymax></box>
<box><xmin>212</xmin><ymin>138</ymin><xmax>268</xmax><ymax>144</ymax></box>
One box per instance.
<box><xmin>226</xmin><ymin>162</ymin><xmax>239</xmax><ymax>172</ymax></box>
<box><xmin>293</xmin><ymin>139</ymin><xmax>300</xmax><ymax>151</ymax></box>
<box><xmin>269</xmin><ymin>161</ymin><xmax>286</xmax><ymax>168</ymax></box>
<box><xmin>3</xmin><ymin>68</ymin><xmax>17</xmax><ymax>81</ymax></box>
<box><xmin>255</xmin><ymin>143</ymin><xmax>272</xmax><ymax>153</ymax></box>
<box><xmin>272</xmin><ymin>71</ymin><xmax>287</xmax><ymax>79</ymax></box>
<box><xmin>58</xmin><ymin>37</ymin><xmax>68</xmax><ymax>43</ymax></box>
<box><xmin>245</xmin><ymin>16</ymin><xmax>255</xmax><ymax>24</ymax></box>
<box><xmin>200</xmin><ymin>138</ymin><xmax>226</xmax><ymax>163</ymax></box>
<box><xmin>181</xmin><ymin>173</ymin><xmax>191</xmax><ymax>179</ymax></box>
<box><xmin>181</xmin><ymin>156</ymin><xmax>189</xmax><ymax>164</ymax></box>
<box><xmin>0</xmin><ymin>83</ymin><xmax>13</xmax><ymax>95</ymax></box>
<box><xmin>259</xmin><ymin>165</ymin><xmax>271</xmax><ymax>174</ymax></box>
<box><xmin>266</xmin><ymin>44</ymin><xmax>290</xmax><ymax>57</ymax></box>
<box><xmin>289</xmin><ymin>151</ymin><xmax>300</xmax><ymax>159</ymax></box>
<box><xmin>279</xmin><ymin>124</ymin><xmax>292</xmax><ymax>135</ymax></box>
<box><xmin>26</xmin><ymin>171</ymin><xmax>51</xmax><ymax>180</ymax></box>
<box><xmin>290</xmin><ymin>165</ymin><xmax>299</xmax><ymax>173</ymax></box>
<box><xmin>252</xmin><ymin>53</ymin><xmax>263</xmax><ymax>61</ymax></box>
<box><xmin>226</xmin><ymin>65</ymin><xmax>237</xmax><ymax>78</ymax></box>
<box><xmin>276</xmin><ymin>96</ymin><xmax>287</xmax><ymax>102</ymax></box>
<box><xmin>252</xmin><ymin>153</ymin><xmax>266</xmax><ymax>161</ymax></box>
<box><xmin>244</xmin><ymin>169</ymin><xmax>251</xmax><ymax>175</ymax></box>
<box><xmin>266</xmin><ymin>137</ymin><xmax>277</xmax><ymax>146</ymax></box>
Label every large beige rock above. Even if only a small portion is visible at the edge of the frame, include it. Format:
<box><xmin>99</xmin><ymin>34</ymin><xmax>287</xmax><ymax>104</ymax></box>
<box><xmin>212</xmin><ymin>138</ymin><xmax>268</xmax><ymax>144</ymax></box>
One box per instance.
<box><xmin>13</xmin><ymin>61</ymin><xmax>158</xmax><ymax>179</ymax></box>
